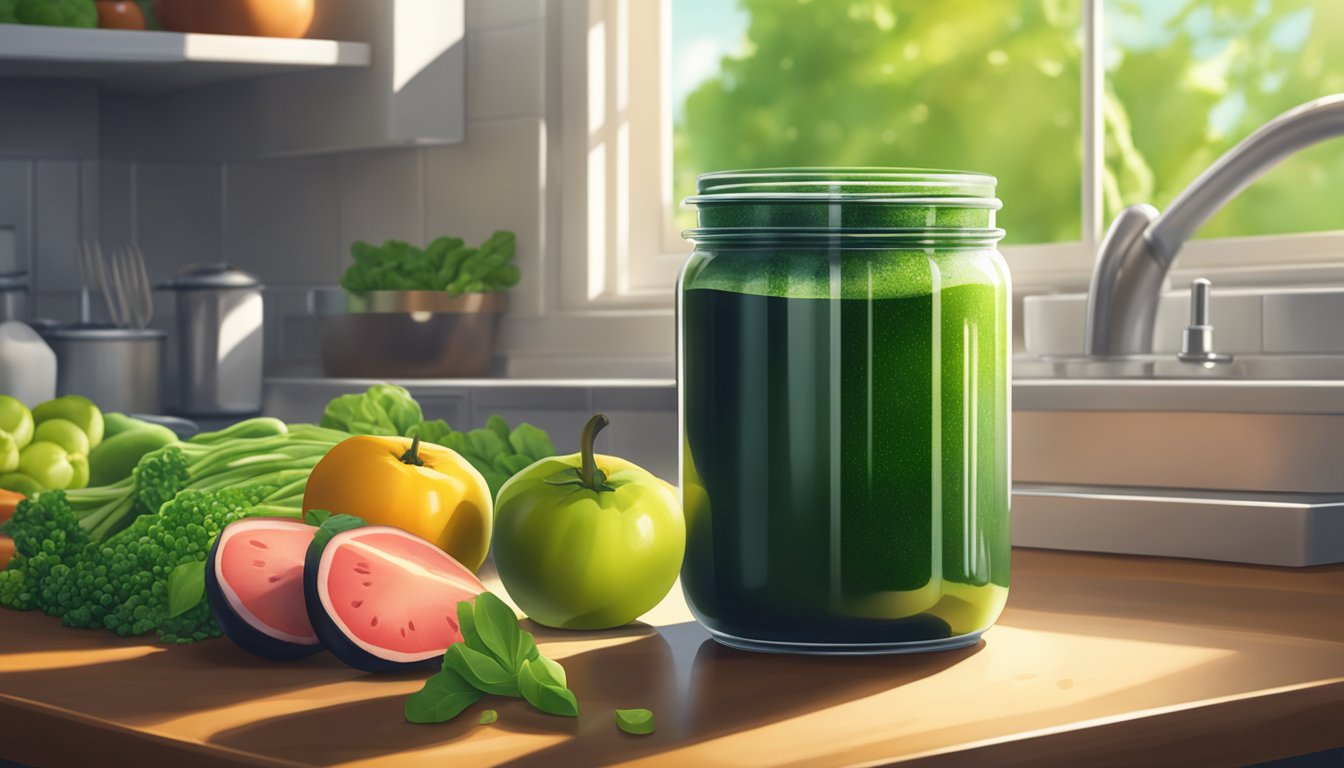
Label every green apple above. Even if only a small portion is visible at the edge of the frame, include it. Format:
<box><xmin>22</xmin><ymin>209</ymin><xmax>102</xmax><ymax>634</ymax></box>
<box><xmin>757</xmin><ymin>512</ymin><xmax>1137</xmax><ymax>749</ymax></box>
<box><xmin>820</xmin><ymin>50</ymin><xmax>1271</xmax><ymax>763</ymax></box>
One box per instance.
<box><xmin>33</xmin><ymin>418</ymin><xmax>91</xmax><ymax>457</ymax></box>
<box><xmin>0</xmin><ymin>473</ymin><xmax>43</xmax><ymax>496</ymax></box>
<box><xmin>33</xmin><ymin>395</ymin><xmax>103</xmax><ymax>449</ymax></box>
<box><xmin>0</xmin><ymin>395</ymin><xmax>34</xmax><ymax>474</ymax></box>
<box><xmin>17</xmin><ymin>441</ymin><xmax>76</xmax><ymax>491</ymax></box>
<box><xmin>492</xmin><ymin>414</ymin><xmax>685</xmax><ymax>630</ymax></box>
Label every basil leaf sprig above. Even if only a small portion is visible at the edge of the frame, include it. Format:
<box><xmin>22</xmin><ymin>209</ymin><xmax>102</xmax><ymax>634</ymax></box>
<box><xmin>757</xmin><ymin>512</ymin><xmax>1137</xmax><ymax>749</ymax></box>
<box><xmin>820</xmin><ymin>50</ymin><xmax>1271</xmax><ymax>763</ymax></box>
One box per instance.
<box><xmin>405</xmin><ymin>668</ymin><xmax>482</xmax><ymax>724</ymax></box>
<box><xmin>518</xmin><ymin>656</ymin><xmax>578</xmax><ymax>717</ymax></box>
<box><xmin>404</xmin><ymin>592</ymin><xmax>579</xmax><ymax>724</ymax></box>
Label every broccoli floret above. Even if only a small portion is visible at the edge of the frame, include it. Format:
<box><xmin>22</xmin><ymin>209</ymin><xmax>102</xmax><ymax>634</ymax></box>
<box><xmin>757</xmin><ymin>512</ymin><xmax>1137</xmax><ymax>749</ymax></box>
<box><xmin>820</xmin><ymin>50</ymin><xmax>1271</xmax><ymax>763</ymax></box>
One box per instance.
<box><xmin>0</xmin><ymin>569</ymin><xmax>30</xmax><ymax>610</ymax></box>
<box><xmin>1</xmin><ymin>485</ymin><xmax>280</xmax><ymax>643</ymax></box>
<box><xmin>97</xmin><ymin>485</ymin><xmax>275</xmax><ymax>641</ymax></box>
<box><xmin>2</xmin><ymin>490</ymin><xmax>88</xmax><ymax>561</ymax></box>
<box><xmin>0</xmin><ymin>492</ymin><xmax>90</xmax><ymax>614</ymax></box>
<box><xmin>133</xmin><ymin>445</ymin><xmax>192</xmax><ymax>518</ymax></box>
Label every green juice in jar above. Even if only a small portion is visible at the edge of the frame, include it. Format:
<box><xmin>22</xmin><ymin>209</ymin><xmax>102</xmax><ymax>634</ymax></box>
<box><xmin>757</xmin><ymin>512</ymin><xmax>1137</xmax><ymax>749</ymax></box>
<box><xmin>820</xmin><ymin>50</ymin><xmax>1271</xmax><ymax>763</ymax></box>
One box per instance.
<box><xmin>679</xmin><ymin>169</ymin><xmax>1010</xmax><ymax>653</ymax></box>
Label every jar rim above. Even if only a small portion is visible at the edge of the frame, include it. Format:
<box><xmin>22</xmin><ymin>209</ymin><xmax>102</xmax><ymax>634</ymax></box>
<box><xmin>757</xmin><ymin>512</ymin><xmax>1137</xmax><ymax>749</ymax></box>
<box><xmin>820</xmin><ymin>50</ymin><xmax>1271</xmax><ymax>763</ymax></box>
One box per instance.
<box><xmin>693</xmin><ymin>166</ymin><xmax>998</xmax><ymax>199</ymax></box>
<box><xmin>682</xmin><ymin>226</ymin><xmax>1006</xmax><ymax>247</ymax></box>
<box><xmin>683</xmin><ymin>194</ymin><xmax>1003</xmax><ymax>210</ymax></box>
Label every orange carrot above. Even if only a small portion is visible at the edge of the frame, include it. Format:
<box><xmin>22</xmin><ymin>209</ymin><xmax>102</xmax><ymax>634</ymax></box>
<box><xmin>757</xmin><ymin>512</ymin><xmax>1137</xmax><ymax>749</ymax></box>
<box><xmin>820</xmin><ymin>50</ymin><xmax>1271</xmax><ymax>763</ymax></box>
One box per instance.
<box><xmin>0</xmin><ymin>534</ymin><xmax>14</xmax><ymax>571</ymax></box>
<box><xmin>0</xmin><ymin>488</ymin><xmax>23</xmax><ymax>525</ymax></box>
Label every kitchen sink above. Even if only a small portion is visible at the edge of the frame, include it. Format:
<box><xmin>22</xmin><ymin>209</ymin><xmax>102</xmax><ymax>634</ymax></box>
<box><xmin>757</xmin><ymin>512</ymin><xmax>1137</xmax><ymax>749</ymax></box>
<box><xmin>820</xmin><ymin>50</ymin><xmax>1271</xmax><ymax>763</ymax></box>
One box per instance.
<box><xmin>1013</xmin><ymin>78</ymin><xmax>1344</xmax><ymax>570</ymax></box>
<box><xmin>1014</xmin><ymin>287</ymin><xmax>1344</xmax><ymax>566</ymax></box>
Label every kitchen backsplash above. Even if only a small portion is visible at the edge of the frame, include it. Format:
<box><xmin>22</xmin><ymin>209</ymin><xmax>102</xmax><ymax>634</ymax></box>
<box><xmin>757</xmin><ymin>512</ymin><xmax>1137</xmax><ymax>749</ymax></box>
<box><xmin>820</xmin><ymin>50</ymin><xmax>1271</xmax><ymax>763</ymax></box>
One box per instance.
<box><xmin>0</xmin><ymin>0</ymin><xmax>668</xmax><ymax>380</ymax></box>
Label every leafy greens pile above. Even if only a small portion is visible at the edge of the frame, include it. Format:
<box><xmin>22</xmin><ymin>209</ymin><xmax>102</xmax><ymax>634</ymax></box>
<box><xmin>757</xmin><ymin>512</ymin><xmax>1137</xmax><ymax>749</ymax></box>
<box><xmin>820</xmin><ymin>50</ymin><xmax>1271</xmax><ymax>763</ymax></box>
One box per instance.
<box><xmin>321</xmin><ymin>384</ymin><xmax>556</xmax><ymax>496</ymax></box>
<box><xmin>0</xmin><ymin>419</ymin><xmax>351</xmax><ymax>642</ymax></box>
<box><xmin>339</xmin><ymin>232</ymin><xmax>519</xmax><ymax>295</ymax></box>
<box><xmin>0</xmin><ymin>383</ymin><xmax>558</xmax><ymax>645</ymax></box>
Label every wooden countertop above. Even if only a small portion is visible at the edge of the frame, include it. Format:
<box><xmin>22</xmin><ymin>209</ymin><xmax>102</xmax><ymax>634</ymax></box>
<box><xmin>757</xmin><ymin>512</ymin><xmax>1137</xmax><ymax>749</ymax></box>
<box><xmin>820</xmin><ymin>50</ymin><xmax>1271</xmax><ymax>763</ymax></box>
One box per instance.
<box><xmin>2</xmin><ymin>549</ymin><xmax>1343</xmax><ymax>768</ymax></box>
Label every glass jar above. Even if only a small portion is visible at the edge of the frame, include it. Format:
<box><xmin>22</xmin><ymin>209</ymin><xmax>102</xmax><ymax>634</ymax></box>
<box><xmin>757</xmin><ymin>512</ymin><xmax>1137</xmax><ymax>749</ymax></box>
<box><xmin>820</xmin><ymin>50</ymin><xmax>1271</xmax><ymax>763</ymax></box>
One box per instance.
<box><xmin>678</xmin><ymin>168</ymin><xmax>1010</xmax><ymax>654</ymax></box>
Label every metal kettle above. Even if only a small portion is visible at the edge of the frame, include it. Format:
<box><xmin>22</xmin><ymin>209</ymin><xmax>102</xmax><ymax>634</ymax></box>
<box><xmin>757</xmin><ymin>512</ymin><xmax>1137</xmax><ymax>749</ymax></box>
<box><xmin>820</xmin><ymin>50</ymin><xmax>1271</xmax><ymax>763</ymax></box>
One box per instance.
<box><xmin>161</xmin><ymin>263</ymin><xmax>264</xmax><ymax>417</ymax></box>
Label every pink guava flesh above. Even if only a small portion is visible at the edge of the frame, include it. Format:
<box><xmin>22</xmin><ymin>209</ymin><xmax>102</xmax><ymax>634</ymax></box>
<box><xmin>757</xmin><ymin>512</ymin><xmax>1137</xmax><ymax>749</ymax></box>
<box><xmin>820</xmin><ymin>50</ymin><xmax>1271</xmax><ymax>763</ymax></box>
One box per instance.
<box><xmin>310</xmin><ymin>527</ymin><xmax>486</xmax><ymax>669</ymax></box>
<box><xmin>209</xmin><ymin>519</ymin><xmax>319</xmax><ymax>650</ymax></box>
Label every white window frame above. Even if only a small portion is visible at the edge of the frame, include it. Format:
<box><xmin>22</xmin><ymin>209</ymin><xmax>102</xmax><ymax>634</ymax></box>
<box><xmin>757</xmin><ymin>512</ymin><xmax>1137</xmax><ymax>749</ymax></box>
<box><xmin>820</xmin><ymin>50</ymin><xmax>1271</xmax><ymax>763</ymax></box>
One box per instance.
<box><xmin>558</xmin><ymin>0</ymin><xmax>1344</xmax><ymax>313</ymax></box>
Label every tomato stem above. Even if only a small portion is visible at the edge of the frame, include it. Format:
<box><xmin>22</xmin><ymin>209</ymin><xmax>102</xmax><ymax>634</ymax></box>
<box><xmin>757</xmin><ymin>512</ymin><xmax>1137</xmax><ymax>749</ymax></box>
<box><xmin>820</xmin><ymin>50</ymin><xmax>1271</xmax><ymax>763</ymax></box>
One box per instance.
<box><xmin>400</xmin><ymin>435</ymin><xmax>425</xmax><ymax>467</ymax></box>
<box><xmin>579</xmin><ymin>413</ymin><xmax>609</xmax><ymax>491</ymax></box>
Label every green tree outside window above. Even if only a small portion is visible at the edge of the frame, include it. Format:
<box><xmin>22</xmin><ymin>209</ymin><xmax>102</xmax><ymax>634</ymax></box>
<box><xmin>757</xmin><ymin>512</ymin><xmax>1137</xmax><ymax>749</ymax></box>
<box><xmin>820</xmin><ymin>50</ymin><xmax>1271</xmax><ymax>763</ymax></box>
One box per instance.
<box><xmin>674</xmin><ymin>0</ymin><xmax>1344</xmax><ymax>245</ymax></box>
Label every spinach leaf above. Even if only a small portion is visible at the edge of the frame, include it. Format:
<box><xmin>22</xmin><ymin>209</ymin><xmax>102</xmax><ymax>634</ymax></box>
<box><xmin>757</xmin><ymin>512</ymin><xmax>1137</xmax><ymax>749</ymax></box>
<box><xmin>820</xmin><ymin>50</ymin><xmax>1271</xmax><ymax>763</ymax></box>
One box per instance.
<box><xmin>518</xmin><ymin>658</ymin><xmax>579</xmax><ymax>717</ymax></box>
<box><xmin>457</xmin><ymin>600</ymin><xmax>484</xmax><ymax>654</ymax></box>
<box><xmin>405</xmin><ymin>668</ymin><xmax>483</xmax><ymax>724</ymax></box>
<box><xmin>478</xmin><ymin>709</ymin><xmax>498</xmax><ymax>725</ymax></box>
<box><xmin>413</xmin><ymin>419</ymin><xmax>454</xmax><ymax>446</ymax></box>
<box><xmin>166</xmin><ymin>560</ymin><xmax>205</xmax><ymax>618</ymax></box>
<box><xmin>485</xmin><ymin>415</ymin><xmax>511</xmax><ymax>444</ymax></box>
<box><xmin>472</xmin><ymin>591</ymin><xmax>522</xmax><ymax>668</ymax></box>
<box><xmin>467</xmin><ymin>429</ymin><xmax>507</xmax><ymax>465</ymax></box>
<box><xmin>319</xmin><ymin>383</ymin><xmax>422</xmax><ymax>436</ymax></box>
<box><xmin>509</xmin><ymin>423</ymin><xmax>556</xmax><ymax>462</ymax></box>
<box><xmin>527</xmin><ymin>654</ymin><xmax>568</xmax><ymax>689</ymax></box>
<box><xmin>444</xmin><ymin>643</ymin><xmax>519</xmax><ymax>697</ymax></box>
<box><xmin>515</xmin><ymin>629</ymin><xmax>540</xmax><ymax>670</ymax></box>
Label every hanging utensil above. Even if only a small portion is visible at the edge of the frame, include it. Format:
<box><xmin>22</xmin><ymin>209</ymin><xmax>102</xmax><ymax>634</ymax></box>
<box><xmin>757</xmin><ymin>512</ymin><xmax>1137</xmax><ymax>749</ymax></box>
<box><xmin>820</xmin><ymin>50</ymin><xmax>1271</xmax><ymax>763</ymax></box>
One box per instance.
<box><xmin>128</xmin><ymin>243</ymin><xmax>153</xmax><ymax>329</ymax></box>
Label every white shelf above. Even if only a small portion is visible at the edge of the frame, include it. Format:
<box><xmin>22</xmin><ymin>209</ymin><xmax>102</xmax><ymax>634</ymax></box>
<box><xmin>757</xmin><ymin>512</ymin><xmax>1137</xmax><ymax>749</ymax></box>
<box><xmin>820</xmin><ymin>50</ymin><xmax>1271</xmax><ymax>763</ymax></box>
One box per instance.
<box><xmin>0</xmin><ymin>24</ymin><xmax>370</xmax><ymax>93</ymax></box>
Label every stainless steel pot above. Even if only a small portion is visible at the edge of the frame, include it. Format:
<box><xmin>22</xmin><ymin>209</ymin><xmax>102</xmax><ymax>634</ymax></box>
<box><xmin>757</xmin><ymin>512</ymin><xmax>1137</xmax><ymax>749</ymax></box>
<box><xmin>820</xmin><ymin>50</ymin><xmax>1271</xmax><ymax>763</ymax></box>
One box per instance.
<box><xmin>161</xmin><ymin>264</ymin><xmax>265</xmax><ymax>417</ymax></box>
<box><xmin>37</xmin><ymin>325</ymin><xmax>165</xmax><ymax>413</ymax></box>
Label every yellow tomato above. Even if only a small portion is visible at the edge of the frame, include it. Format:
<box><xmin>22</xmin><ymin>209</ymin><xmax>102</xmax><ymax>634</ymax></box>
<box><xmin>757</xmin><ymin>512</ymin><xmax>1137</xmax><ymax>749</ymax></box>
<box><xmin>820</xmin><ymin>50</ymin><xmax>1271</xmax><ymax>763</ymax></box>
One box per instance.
<box><xmin>302</xmin><ymin>435</ymin><xmax>492</xmax><ymax>571</ymax></box>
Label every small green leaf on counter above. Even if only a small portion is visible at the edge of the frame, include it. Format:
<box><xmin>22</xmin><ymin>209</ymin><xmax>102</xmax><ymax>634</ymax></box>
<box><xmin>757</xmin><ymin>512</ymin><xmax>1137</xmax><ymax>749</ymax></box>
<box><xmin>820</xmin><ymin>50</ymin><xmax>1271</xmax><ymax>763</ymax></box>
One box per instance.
<box><xmin>409</xmin><ymin>594</ymin><xmax>576</xmax><ymax>723</ymax></box>
<box><xmin>478</xmin><ymin>709</ymin><xmax>498</xmax><ymax>725</ymax></box>
<box><xmin>457</xmin><ymin>593</ymin><xmax>536</xmax><ymax>677</ymax></box>
<box><xmin>515</xmin><ymin>629</ymin><xmax>541</xmax><ymax>670</ymax></box>
<box><xmin>615</xmin><ymin>708</ymin><xmax>655</xmax><ymax>735</ymax></box>
<box><xmin>472</xmin><ymin>592</ymin><xmax>522</xmax><ymax>670</ymax></box>
<box><xmin>527</xmin><ymin>654</ymin><xmax>568</xmax><ymax>689</ymax></box>
<box><xmin>444</xmin><ymin>643</ymin><xmax>519</xmax><ymax>697</ymax></box>
<box><xmin>457</xmin><ymin>600</ymin><xmax>484</xmax><ymax>655</ymax></box>
<box><xmin>405</xmin><ymin>668</ymin><xmax>483</xmax><ymax>724</ymax></box>
<box><xmin>166</xmin><ymin>560</ymin><xmax>206</xmax><ymax>618</ymax></box>
<box><xmin>518</xmin><ymin>658</ymin><xmax>579</xmax><ymax>717</ymax></box>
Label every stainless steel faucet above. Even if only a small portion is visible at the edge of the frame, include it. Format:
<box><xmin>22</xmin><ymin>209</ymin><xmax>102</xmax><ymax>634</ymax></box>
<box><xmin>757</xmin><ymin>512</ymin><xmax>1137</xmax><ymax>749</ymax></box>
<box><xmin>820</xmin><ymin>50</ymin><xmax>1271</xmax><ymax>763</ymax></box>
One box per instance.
<box><xmin>1084</xmin><ymin>94</ymin><xmax>1344</xmax><ymax>356</ymax></box>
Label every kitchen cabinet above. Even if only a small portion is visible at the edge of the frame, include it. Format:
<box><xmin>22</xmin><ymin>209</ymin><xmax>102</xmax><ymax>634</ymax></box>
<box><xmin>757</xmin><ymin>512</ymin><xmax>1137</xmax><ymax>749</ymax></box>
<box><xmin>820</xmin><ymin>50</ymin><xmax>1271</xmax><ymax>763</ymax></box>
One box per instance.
<box><xmin>1</xmin><ymin>549</ymin><xmax>1342</xmax><ymax>766</ymax></box>
<box><xmin>0</xmin><ymin>0</ymin><xmax>464</xmax><ymax>160</ymax></box>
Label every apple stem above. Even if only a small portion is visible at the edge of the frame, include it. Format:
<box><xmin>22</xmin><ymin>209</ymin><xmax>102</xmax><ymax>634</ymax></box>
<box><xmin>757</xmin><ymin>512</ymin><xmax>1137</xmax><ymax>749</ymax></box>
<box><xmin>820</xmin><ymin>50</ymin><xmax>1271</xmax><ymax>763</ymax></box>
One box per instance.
<box><xmin>400</xmin><ymin>435</ymin><xmax>425</xmax><ymax>467</ymax></box>
<box><xmin>579</xmin><ymin>413</ymin><xmax>609</xmax><ymax>491</ymax></box>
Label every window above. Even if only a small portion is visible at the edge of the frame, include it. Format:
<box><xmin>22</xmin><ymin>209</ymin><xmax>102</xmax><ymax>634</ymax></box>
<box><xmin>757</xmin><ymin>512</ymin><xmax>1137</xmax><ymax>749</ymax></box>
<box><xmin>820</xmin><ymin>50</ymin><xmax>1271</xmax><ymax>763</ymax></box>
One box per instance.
<box><xmin>1105</xmin><ymin>0</ymin><xmax>1344</xmax><ymax>239</ymax></box>
<box><xmin>562</xmin><ymin>0</ymin><xmax>1344</xmax><ymax>311</ymax></box>
<box><xmin>672</xmin><ymin>1</ymin><xmax>1083</xmax><ymax>245</ymax></box>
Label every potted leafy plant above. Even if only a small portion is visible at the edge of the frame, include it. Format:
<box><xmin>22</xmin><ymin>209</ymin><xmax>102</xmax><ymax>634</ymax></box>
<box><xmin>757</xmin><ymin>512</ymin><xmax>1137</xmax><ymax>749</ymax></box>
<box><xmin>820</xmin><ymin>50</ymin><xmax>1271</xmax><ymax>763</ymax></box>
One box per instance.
<box><xmin>319</xmin><ymin>231</ymin><xmax>518</xmax><ymax>378</ymax></box>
